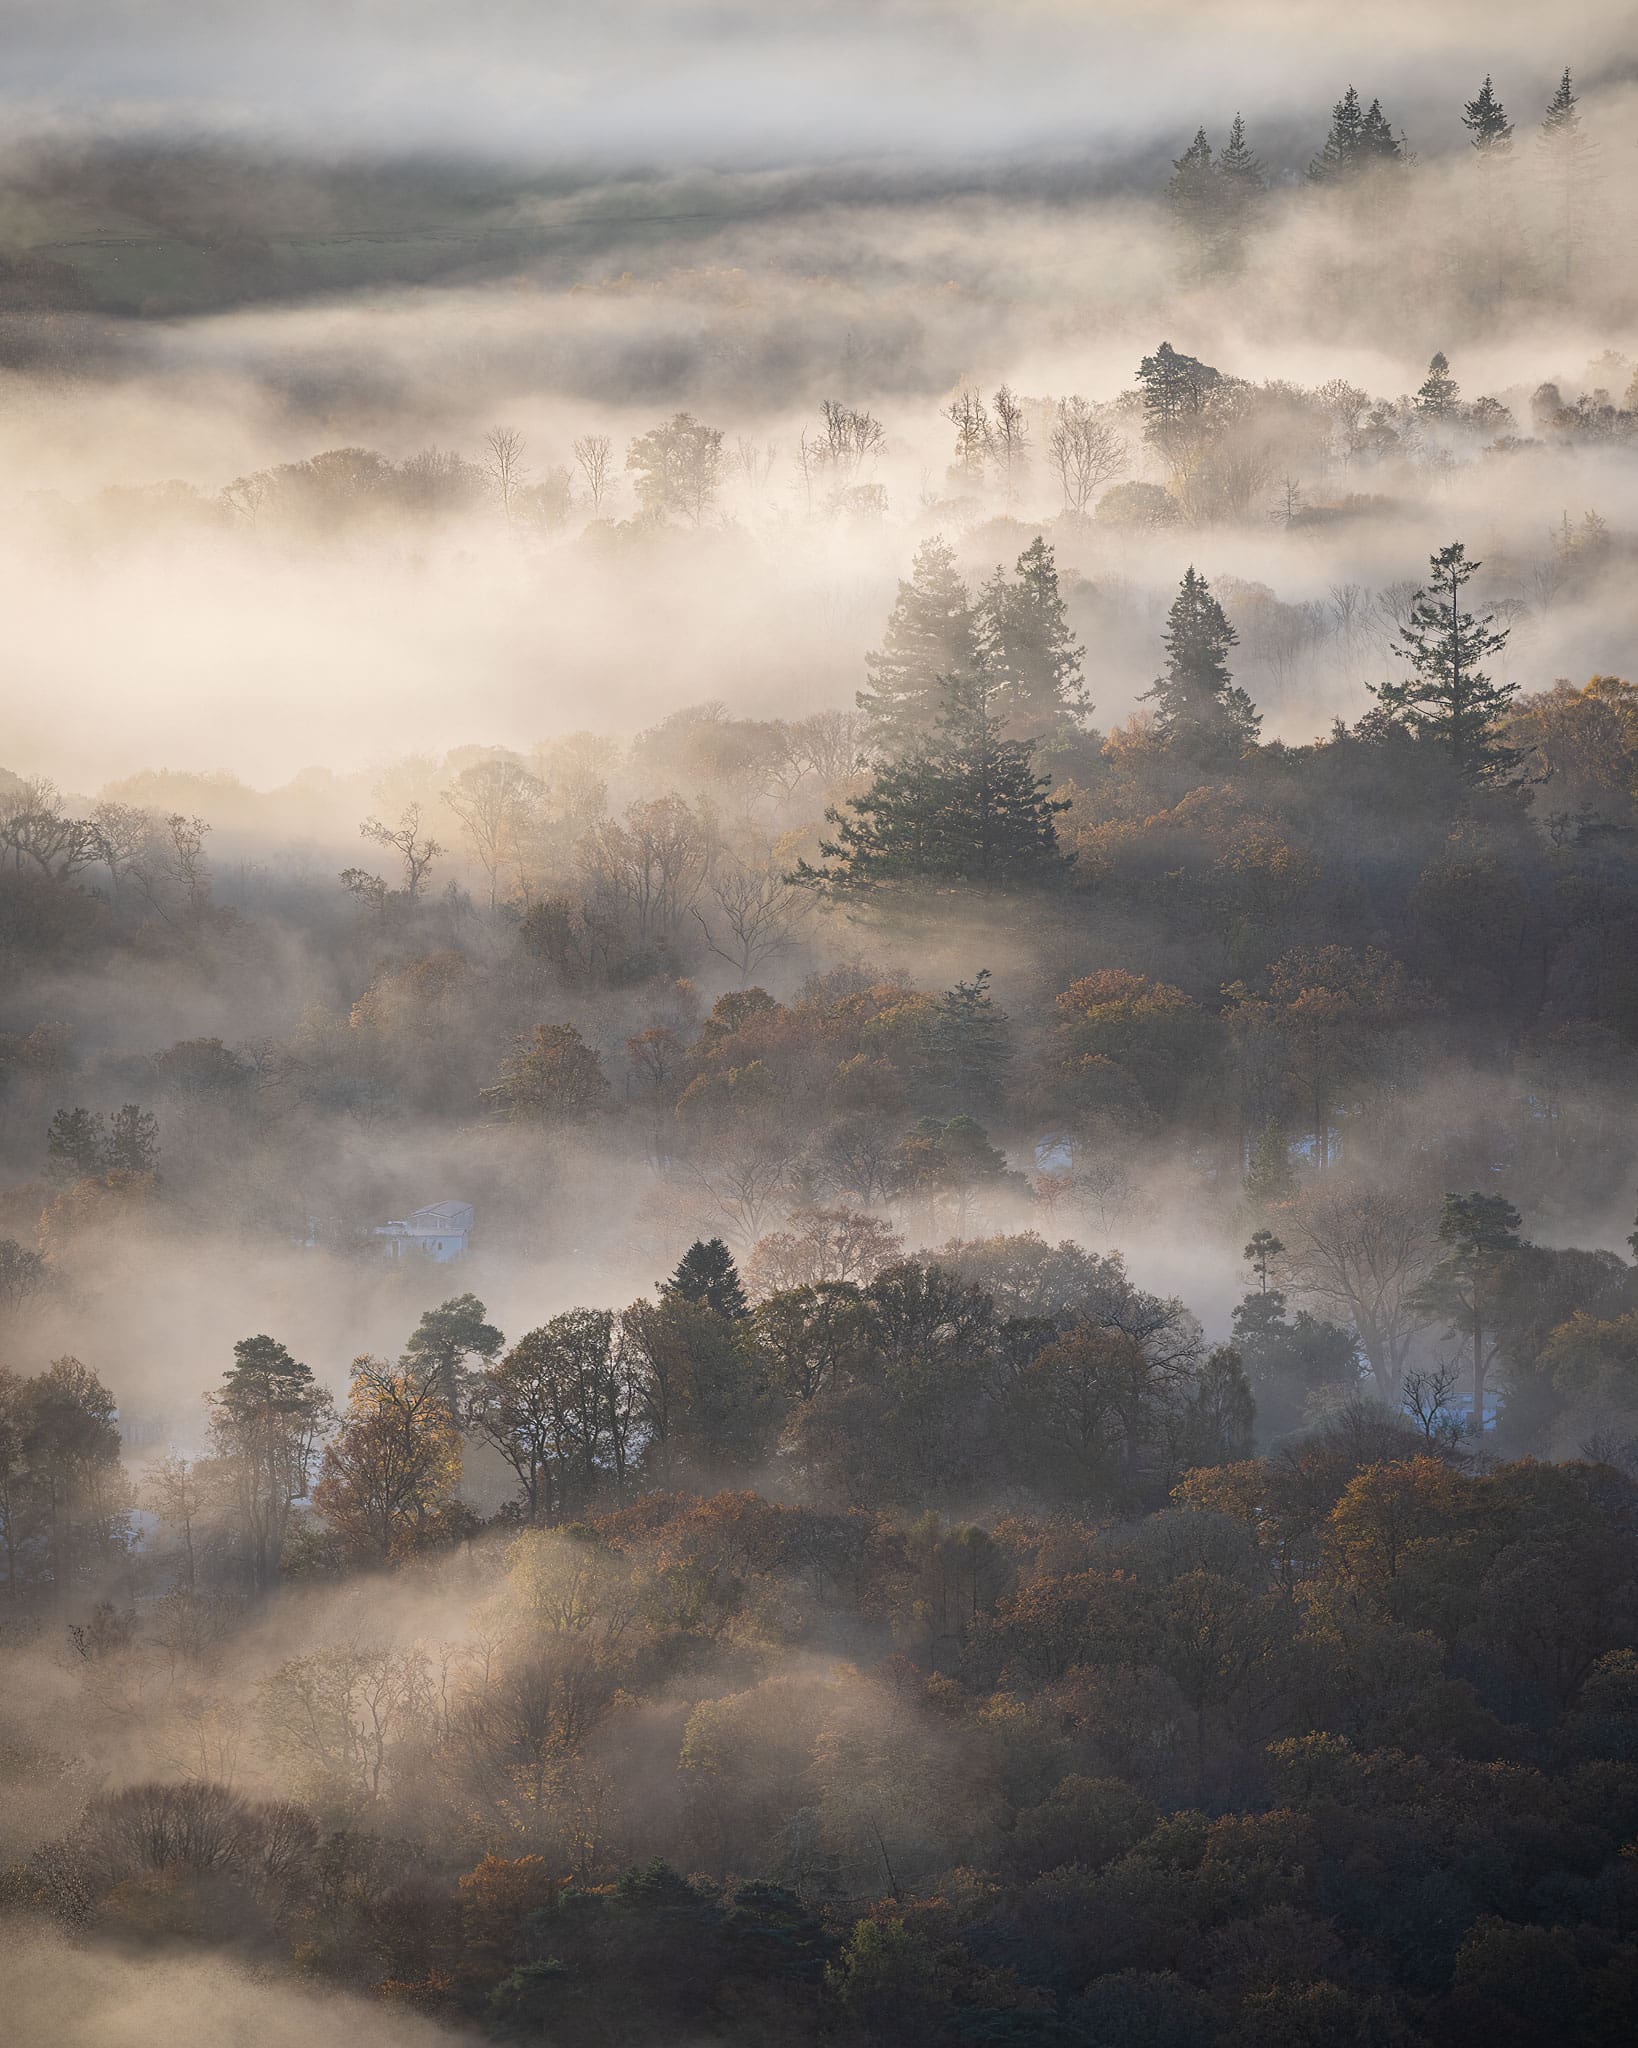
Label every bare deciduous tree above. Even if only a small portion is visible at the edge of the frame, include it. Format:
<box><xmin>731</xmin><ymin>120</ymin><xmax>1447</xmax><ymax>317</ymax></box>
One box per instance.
<box><xmin>360</xmin><ymin>804</ymin><xmax>442</xmax><ymax>901</ymax></box>
<box><xmin>573</xmin><ymin>433</ymin><xmax>613</xmax><ymax>514</ymax></box>
<box><xmin>484</xmin><ymin>426</ymin><xmax>530</xmax><ymax>522</ymax></box>
<box><xmin>1281</xmin><ymin>1178</ymin><xmax>1438</xmax><ymax>1406</ymax></box>
<box><xmin>1046</xmin><ymin>397</ymin><xmax>1128</xmax><ymax>517</ymax></box>
<box><xmin>694</xmin><ymin>858</ymin><xmax>810</xmax><ymax>984</ymax></box>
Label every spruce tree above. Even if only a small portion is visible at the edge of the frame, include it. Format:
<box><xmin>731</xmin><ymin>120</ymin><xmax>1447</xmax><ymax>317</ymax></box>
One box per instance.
<box><xmin>1143</xmin><ymin>567</ymin><xmax>1261</xmax><ymax>765</ymax></box>
<box><xmin>1309</xmin><ymin>86</ymin><xmax>1365</xmax><ymax>181</ymax></box>
<box><xmin>1370</xmin><ymin>542</ymin><xmax>1519</xmax><ymax>781</ymax></box>
<box><xmin>926</xmin><ymin>969</ymin><xmax>1013</xmax><ymax>1116</ymax></box>
<box><xmin>1463</xmin><ymin>75</ymin><xmax>1512</xmax><ymax>154</ymax></box>
<box><xmin>858</xmin><ymin>535</ymin><xmax>979</xmax><ymax>759</ymax></box>
<box><xmin>1415</xmin><ymin>352</ymin><xmax>1461</xmax><ymax>417</ymax></box>
<box><xmin>662</xmin><ymin>1238</ymin><xmax>749</xmax><ymax>1320</ymax></box>
<box><xmin>1166</xmin><ymin>128</ymin><xmax>1218</xmax><ymax>273</ymax></box>
<box><xmin>1358</xmin><ymin>98</ymin><xmax>1404</xmax><ymax>165</ymax></box>
<box><xmin>1216</xmin><ymin>113</ymin><xmax>1266</xmax><ymax>246</ymax></box>
<box><xmin>792</xmin><ymin>664</ymin><xmax>1071</xmax><ymax>894</ymax></box>
<box><xmin>979</xmin><ymin>536</ymin><xmax>1091</xmax><ymax>749</ymax></box>
<box><xmin>1539</xmin><ymin>68</ymin><xmax>1594</xmax><ymax>290</ymax></box>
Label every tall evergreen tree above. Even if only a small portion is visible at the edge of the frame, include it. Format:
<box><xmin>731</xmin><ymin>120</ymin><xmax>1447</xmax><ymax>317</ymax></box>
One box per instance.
<box><xmin>1370</xmin><ymin>542</ymin><xmax>1519</xmax><ymax>781</ymax></box>
<box><xmin>1414</xmin><ymin>1192</ymin><xmax>1524</xmax><ymax>1421</ymax></box>
<box><xmin>793</xmin><ymin>665</ymin><xmax>1071</xmax><ymax>894</ymax></box>
<box><xmin>1310</xmin><ymin>86</ymin><xmax>1403</xmax><ymax>182</ymax></box>
<box><xmin>1216</xmin><ymin>113</ymin><xmax>1266</xmax><ymax>246</ymax></box>
<box><xmin>1166</xmin><ymin>128</ymin><xmax>1218</xmax><ymax>273</ymax></box>
<box><xmin>926</xmin><ymin>969</ymin><xmax>1013</xmax><ymax>1117</ymax></box>
<box><xmin>1539</xmin><ymin>67</ymin><xmax>1594</xmax><ymax>289</ymax></box>
<box><xmin>662</xmin><ymin>1239</ymin><xmax>749</xmax><ymax>1320</ymax></box>
<box><xmin>1463</xmin><ymin>75</ymin><xmax>1513</xmax><ymax>154</ymax></box>
<box><xmin>978</xmin><ymin>537</ymin><xmax>1091</xmax><ymax>749</ymax></box>
<box><xmin>1415</xmin><ymin>351</ymin><xmax>1461</xmax><ymax>417</ymax></box>
<box><xmin>1245</xmin><ymin>1119</ymin><xmax>1297</xmax><ymax>1204</ymax></box>
<box><xmin>858</xmin><ymin>536</ymin><xmax>979</xmax><ymax>758</ymax></box>
<box><xmin>1143</xmin><ymin>567</ymin><xmax>1261</xmax><ymax>764</ymax></box>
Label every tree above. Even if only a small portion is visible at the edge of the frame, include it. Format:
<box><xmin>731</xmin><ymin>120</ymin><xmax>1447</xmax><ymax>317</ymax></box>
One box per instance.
<box><xmin>989</xmin><ymin>384</ymin><xmax>1028</xmax><ymax>504</ymax></box>
<box><xmin>1371</xmin><ymin>542</ymin><xmax>1518</xmax><ymax>781</ymax></box>
<box><xmin>924</xmin><ymin>969</ymin><xmax>1012</xmax><ymax>1117</ymax></box>
<box><xmin>404</xmin><ymin>1293</ymin><xmax>504</xmax><ymax>1418</ymax></box>
<box><xmin>0</xmin><ymin>1238</ymin><xmax>48</xmax><ymax>1315</ymax></box>
<box><xmin>626</xmin><ymin>413</ymin><xmax>724</xmax><ymax>525</ymax></box>
<box><xmin>472</xmin><ymin>1311</ymin><xmax>632</xmax><ymax>1521</ymax></box>
<box><xmin>1245</xmin><ymin>1230</ymin><xmax>1285</xmax><ymax>1294</ymax></box>
<box><xmin>662</xmin><ymin>1239</ymin><xmax>750</xmax><ymax>1321</ymax></box>
<box><xmin>359</xmin><ymin>805</ymin><xmax>442</xmax><ymax>901</ymax></box>
<box><xmin>978</xmin><ymin>537</ymin><xmax>1091</xmax><ymax>748</ymax></box>
<box><xmin>1539</xmin><ymin>68</ymin><xmax>1594</xmax><ymax>290</ymax></box>
<box><xmin>313</xmin><ymin>1357</ymin><xmax>463</xmax><ymax>1563</ymax></box>
<box><xmin>1279</xmin><ymin>1180</ymin><xmax>1437</xmax><ymax>1405</ymax></box>
<box><xmin>1464</xmin><ymin>75</ymin><xmax>1512</xmax><ymax>155</ymax></box>
<box><xmin>1414</xmin><ymin>1192</ymin><xmax>1525</xmax><ymax>1423</ymax></box>
<box><xmin>1143</xmin><ymin>566</ymin><xmax>1261</xmax><ymax>764</ymax></box>
<box><xmin>858</xmin><ymin>537</ymin><xmax>979</xmax><ymax>758</ymax></box>
<box><xmin>1415</xmin><ymin>352</ymin><xmax>1461</xmax><ymax>418</ymax></box>
<box><xmin>483</xmin><ymin>427</ymin><xmax>529</xmax><ymax>522</ymax></box>
<box><xmin>105</xmin><ymin>1103</ymin><xmax>159</xmax><ymax>1177</ymax></box>
<box><xmin>15</xmin><ymin>1357</ymin><xmax>129</xmax><ymax>1590</ymax></box>
<box><xmin>443</xmin><ymin>757</ymin><xmax>542</xmax><ymax>913</ymax></box>
<box><xmin>1216</xmin><ymin>113</ymin><xmax>1266</xmax><ymax>248</ymax></box>
<box><xmin>1046</xmin><ymin>397</ymin><xmax>1127</xmax><ymax>518</ymax></box>
<box><xmin>1245</xmin><ymin>1121</ymin><xmax>1296</xmax><ymax>1204</ymax></box>
<box><xmin>1167</xmin><ymin>128</ymin><xmax>1218</xmax><ymax>274</ymax></box>
<box><xmin>45</xmin><ymin>1106</ymin><xmax>107</xmax><ymax>1183</ymax></box>
<box><xmin>695</xmin><ymin>858</ymin><xmax>807</xmax><ymax>985</ymax></box>
<box><xmin>573</xmin><ymin>433</ymin><xmax>614</xmax><ymax>514</ymax></box>
<box><xmin>794</xmin><ymin>663</ymin><xmax>1071</xmax><ymax>895</ymax></box>
<box><xmin>206</xmin><ymin>1335</ymin><xmax>332</xmax><ymax>1589</ymax></box>
<box><xmin>1310</xmin><ymin>85</ymin><xmax>1403</xmax><ymax>182</ymax></box>
<box><xmin>483</xmin><ymin>1024</ymin><xmax>609</xmax><ymax>1123</ymax></box>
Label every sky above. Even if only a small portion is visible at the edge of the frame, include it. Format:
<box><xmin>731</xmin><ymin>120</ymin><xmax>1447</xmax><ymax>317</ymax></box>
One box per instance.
<box><xmin>4</xmin><ymin>1</ymin><xmax>1637</xmax><ymax>167</ymax></box>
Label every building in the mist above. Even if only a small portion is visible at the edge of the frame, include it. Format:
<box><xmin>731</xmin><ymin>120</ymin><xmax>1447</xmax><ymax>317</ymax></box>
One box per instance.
<box><xmin>374</xmin><ymin>1199</ymin><xmax>474</xmax><ymax>1261</ymax></box>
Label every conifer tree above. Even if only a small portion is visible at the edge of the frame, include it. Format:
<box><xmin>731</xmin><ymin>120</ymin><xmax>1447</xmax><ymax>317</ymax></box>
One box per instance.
<box><xmin>1166</xmin><ymin>128</ymin><xmax>1218</xmax><ymax>274</ymax></box>
<box><xmin>793</xmin><ymin>665</ymin><xmax>1072</xmax><ymax>894</ymax></box>
<box><xmin>858</xmin><ymin>536</ymin><xmax>979</xmax><ymax>758</ymax></box>
<box><xmin>1370</xmin><ymin>542</ymin><xmax>1519</xmax><ymax>781</ymax></box>
<box><xmin>1414</xmin><ymin>352</ymin><xmax>1461</xmax><ymax>417</ymax></box>
<box><xmin>1539</xmin><ymin>68</ymin><xmax>1595</xmax><ymax>289</ymax></box>
<box><xmin>1463</xmin><ymin>75</ymin><xmax>1513</xmax><ymax>154</ymax></box>
<box><xmin>1244</xmin><ymin>1228</ymin><xmax>1286</xmax><ymax>1294</ymax></box>
<box><xmin>926</xmin><ymin>969</ymin><xmax>1013</xmax><ymax>1117</ymax></box>
<box><xmin>662</xmin><ymin>1238</ymin><xmax>750</xmax><ymax>1320</ymax></box>
<box><xmin>1245</xmin><ymin>1119</ymin><xmax>1297</xmax><ymax>1204</ymax></box>
<box><xmin>1143</xmin><ymin>567</ymin><xmax>1261</xmax><ymax>765</ymax></box>
<box><xmin>1310</xmin><ymin>86</ymin><xmax>1403</xmax><ymax>182</ymax></box>
<box><xmin>1215</xmin><ymin>113</ymin><xmax>1266</xmax><ymax>247</ymax></box>
<box><xmin>979</xmin><ymin>537</ymin><xmax>1091</xmax><ymax>749</ymax></box>
<box><xmin>1309</xmin><ymin>86</ymin><xmax>1365</xmax><ymax>181</ymax></box>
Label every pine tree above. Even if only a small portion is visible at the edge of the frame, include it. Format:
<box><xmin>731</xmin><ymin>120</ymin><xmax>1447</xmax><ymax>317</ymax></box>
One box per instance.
<box><xmin>1143</xmin><ymin>567</ymin><xmax>1261</xmax><ymax>764</ymax></box>
<box><xmin>1244</xmin><ymin>1228</ymin><xmax>1286</xmax><ymax>1293</ymax></box>
<box><xmin>1370</xmin><ymin>542</ymin><xmax>1519</xmax><ymax>781</ymax></box>
<box><xmin>1463</xmin><ymin>75</ymin><xmax>1512</xmax><ymax>154</ymax></box>
<box><xmin>1245</xmin><ymin>1119</ymin><xmax>1297</xmax><ymax>1204</ymax></box>
<box><xmin>1309</xmin><ymin>86</ymin><xmax>1365</xmax><ymax>181</ymax></box>
<box><xmin>1358</xmin><ymin>98</ymin><xmax>1404</xmax><ymax>164</ymax></box>
<box><xmin>858</xmin><ymin>536</ymin><xmax>979</xmax><ymax>758</ymax></box>
<box><xmin>1310</xmin><ymin>86</ymin><xmax>1403</xmax><ymax>181</ymax></box>
<box><xmin>1216</xmin><ymin>113</ymin><xmax>1266</xmax><ymax>247</ymax></box>
<box><xmin>662</xmin><ymin>1238</ymin><xmax>749</xmax><ymax>1320</ymax></box>
<box><xmin>1415</xmin><ymin>351</ymin><xmax>1461</xmax><ymax>417</ymax></box>
<box><xmin>106</xmin><ymin>1103</ymin><xmax>159</xmax><ymax>1176</ymax></box>
<box><xmin>792</xmin><ymin>665</ymin><xmax>1072</xmax><ymax>894</ymax></box>
<box><xmin>1167</xmin><ymin>128</ymin><xmax>1218</xmax><ymax>274</ymax></box>
<box><xmin>926</xmin><ymin>969</ymin><xmax>1013</xmax><ymax>1116</ymax></box>
<box><xmin>979</xmin><ymin>537</ymin><xmax>1091</xmax><ymax>749</ymax></box>
<box><xmin>1414</xmin><ymin>1192</ymin><xmax>1524</xmax><ymax>1421</ymax></box>
<box><xmin>1539</xmin><ymin>68</ymin><xmax>1595</xmax><ymax>290</ymax></box>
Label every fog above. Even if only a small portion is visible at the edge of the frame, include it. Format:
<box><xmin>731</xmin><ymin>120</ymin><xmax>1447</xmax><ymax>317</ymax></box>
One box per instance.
<box><xmin>6</xmin><ymin>8</ymin><xmax>1638</xmax><ymax>2047</ymax></box>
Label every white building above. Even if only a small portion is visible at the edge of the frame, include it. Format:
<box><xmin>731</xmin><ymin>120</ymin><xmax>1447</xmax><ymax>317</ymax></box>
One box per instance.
<box><xmin>374</xmin><ymin>1199</ymin><xmax>474</xmax><ymax>1261</ymax></box>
